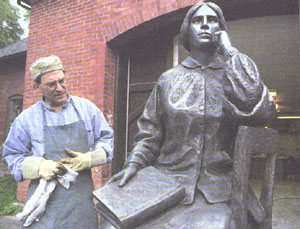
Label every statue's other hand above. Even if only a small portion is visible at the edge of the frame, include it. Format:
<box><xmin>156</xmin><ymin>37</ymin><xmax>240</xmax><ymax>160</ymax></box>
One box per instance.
<box><xmin>106</xmin><ymin>163</ymin><xmax>139</xmax><ymax>187</ymax></box>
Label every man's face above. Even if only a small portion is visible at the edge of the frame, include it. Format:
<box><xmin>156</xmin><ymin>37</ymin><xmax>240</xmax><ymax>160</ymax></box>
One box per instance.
<box><xmin>188</xmin><ymin>5</ymin><xmax>220</xmax><ymax>49</ymax></box>
<box><xmin>38</xmin><ymin>70</ymin><xmax>68</xmax><ymax>108</ymax></box>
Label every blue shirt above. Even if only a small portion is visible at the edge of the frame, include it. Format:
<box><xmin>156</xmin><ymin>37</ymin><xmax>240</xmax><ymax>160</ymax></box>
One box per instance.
<box><xmin>3</xmin><ymin>95</ymin><xmax>114</xmax><ymax>182</ymax></box>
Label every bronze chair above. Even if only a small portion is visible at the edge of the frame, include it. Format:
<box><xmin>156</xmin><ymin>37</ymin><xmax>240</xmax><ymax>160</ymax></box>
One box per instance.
<box><xmin>231</xmin><ymin>126</ymin><xmax>278</xmax><ymax>229</ymax></box>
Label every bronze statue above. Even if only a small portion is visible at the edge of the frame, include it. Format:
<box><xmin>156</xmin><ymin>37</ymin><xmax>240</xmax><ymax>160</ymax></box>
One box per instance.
<box><xmin>105</xmin><ymin>2</ymin><xmax>276</xmax><ymax>228</ymax></box>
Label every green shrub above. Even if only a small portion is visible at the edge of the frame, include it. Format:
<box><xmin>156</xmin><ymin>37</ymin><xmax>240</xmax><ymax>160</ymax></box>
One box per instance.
<box><xmin>0</xmin><ymin>175</ymin><xmax>22</xmax><ymax>215</ymax></box>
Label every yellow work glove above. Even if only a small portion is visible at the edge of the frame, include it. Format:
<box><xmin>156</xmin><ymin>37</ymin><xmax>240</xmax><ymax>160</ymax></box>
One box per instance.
<box><xmin>59</xmin><ymin>148</ymin><xmax>107</xmax><ymax>172</ymax></box>
<box><xmin>22</xmin><ymin>157</ymin><xmax>66</xmax><ymax>180</ymax></box>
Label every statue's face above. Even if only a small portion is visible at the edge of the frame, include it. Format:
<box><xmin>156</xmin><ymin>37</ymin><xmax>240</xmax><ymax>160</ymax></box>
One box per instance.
<box><xmin>188</xmin><ymin>5</ymin><xmax>220</xmax><ymax>49</ymax></box>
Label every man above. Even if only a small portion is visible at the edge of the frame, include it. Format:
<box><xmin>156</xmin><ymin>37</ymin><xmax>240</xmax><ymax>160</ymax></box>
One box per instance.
<box><xmin>105</xmin><ymin>2</ymin><xmax>275</xmax><ymax>228</ymax></box>
<box><xmin>3</xmin><ymin>55</ymin><xmax>113</xmax><ymax>228</ymax></box>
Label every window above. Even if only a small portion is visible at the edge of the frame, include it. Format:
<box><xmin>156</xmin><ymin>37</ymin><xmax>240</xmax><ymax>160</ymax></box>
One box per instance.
<box><xmin>7</xmin><ymin>95</ymin><xmax>23</xmax><ymax>133</ymax></box>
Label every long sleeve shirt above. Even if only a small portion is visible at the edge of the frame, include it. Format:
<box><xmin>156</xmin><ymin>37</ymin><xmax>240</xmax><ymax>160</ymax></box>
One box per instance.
<box><xmin>3</xmin><ymin>95</ymin><xmax>114</xmax><ymax>182</ymax></box>
<box><xmin>126</xmin><ymin>52</ymin><xmax>276</xmax><ymax>205</ymax></box>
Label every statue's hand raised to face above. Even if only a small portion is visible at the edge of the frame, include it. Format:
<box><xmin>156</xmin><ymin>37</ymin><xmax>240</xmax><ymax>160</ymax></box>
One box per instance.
<box><xmin>213</xmin><ymin>30</ymin><xmax>238</xmax><ymax>57</ymax></box>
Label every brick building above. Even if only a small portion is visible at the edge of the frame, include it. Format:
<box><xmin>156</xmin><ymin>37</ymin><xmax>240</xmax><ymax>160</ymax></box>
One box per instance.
<box><xmin>0</xmin><ymin>0</ymin><xmax>298</xmax><ymax>202</ymax></box>
<box><xmin>0</xmin><ymin>39</ymin><xmax>27</xmax><ymax>175</ymax></box>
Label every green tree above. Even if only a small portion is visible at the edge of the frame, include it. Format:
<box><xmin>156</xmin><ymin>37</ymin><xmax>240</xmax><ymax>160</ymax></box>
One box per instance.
<box><xmin>0</xmin><ymin>0</ymin><xmax>25</xmax><ymax>48</ymax></box>
<box><xmin>24</xmin><ymin>7</ymin><xmax>31</xmax><ymax>23</ymax></box>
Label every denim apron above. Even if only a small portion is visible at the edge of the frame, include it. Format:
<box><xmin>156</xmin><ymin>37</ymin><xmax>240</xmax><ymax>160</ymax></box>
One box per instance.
<box><xmin>25</xmin><ymin>101</ymin><xmax>98</xmax><ymax>228</ymax></box>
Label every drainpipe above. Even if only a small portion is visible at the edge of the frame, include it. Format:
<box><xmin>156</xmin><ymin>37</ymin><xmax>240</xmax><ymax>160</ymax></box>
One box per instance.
<box><xmin>17</xmin><ymin>0</ymin><xmax>31</xmax><ymax>10</ymax></box>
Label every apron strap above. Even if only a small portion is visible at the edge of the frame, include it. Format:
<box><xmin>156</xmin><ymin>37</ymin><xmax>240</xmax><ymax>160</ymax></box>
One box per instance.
<box><xmin>40</xmin><ymin>97</ymin><xmax>83</xmax><ymax>127</ymax></box>
<box><xmin>41</xmin><ymin>102</ymin><xmax>47</xmax><ymax>128</ymax></box>
<box><xmin>70</xmin><ymin>99</ymin><xmax>83</xmax><ymax>121</ymax></box>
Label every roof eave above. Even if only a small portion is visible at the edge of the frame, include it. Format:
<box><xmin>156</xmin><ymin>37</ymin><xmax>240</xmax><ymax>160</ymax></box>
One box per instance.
<box><xmin>17</xmin><ymin>0</ymin><xmax>32</xmax><ymax>10</ymax></box>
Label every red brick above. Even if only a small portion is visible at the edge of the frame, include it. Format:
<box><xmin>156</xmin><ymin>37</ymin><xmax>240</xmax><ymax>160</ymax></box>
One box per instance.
<box><xmin>0</xmin><ymin>69</ymin><xmax>25</xmax><ymax>143</ymax></box>
<box><xmin>17</xmin><ymin>0</ymin><xmax>202</xmax><ymax>205</ymax></box>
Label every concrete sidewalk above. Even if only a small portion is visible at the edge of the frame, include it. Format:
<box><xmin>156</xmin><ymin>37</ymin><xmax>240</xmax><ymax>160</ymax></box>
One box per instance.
<box><xmin>0</xmin><ymin>215</ymin><xmax>22</xmax><ymax>229</ymax></box>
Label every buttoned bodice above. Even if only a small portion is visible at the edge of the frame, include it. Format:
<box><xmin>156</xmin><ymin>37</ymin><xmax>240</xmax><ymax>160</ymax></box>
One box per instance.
<box><xmin>127</xmin><ymin>53</ymin><xmax>275</xmax><ymax>205</ymax></box>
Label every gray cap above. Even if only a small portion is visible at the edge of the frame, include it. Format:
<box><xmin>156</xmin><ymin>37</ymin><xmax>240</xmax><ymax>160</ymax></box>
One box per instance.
<box><xmin>30</xmin><ymin>55</ymin><xmax>64</xmax><ymax>82</ymax></box>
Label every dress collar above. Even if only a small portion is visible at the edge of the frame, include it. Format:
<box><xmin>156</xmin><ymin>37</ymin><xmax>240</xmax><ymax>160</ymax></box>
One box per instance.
<box><xmin>181</xmin><ymin>55</ymin><xmax>226</xmax><ymax>69</ymax></box>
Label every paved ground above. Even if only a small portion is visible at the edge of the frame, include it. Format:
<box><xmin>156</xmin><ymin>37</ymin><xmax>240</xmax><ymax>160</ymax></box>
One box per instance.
<box><xmin>1</xmin><ymin>180</ymin><xmax>299</xmax><ymax>228</ymax></box>
<box><xmin>270</xmin><ymin>181</ymin><xmax>300</xmax><ymax>229</ymax></box>
<box><xmin>0</xmin><ymin>215</ymin><xmax>22</xmax><ymax>229</ymax></box>
<box><xmin>250</xmin><ymin>179</ymin><xmax>300</xmax><ymax>229</ymax></box>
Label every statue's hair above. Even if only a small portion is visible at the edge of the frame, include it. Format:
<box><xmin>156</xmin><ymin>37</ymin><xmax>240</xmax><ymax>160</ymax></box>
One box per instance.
<box><xmin>180</xmin><ymin>2</ymin><xmax>227</xmax><ymax>51</ymax></box>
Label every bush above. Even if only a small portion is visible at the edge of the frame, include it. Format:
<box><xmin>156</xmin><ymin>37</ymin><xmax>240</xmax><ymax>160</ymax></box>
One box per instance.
<box><xmin>0</xmin><ymin>175</ymin><xmax>22</xmax><ymax>215</ymax></box>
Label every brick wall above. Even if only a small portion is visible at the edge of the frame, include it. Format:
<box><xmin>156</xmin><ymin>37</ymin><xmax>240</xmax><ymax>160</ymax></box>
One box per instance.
<box><xmin>0</xmin><ymin>68</ymin><xmax>25</xmax><ymax>144</ymax></box>
<box><xmin>23</xmin><ymin>0</ymin><xmax>201</xmax><ymax>109</ymax></box>
<box><xmin>0</xmin><ymin>58</ymin><xmax>25</xmax><ymax>178</ymax></box>
<box><xmin>16</xmin><ymin>0</ymin><xmax>298</xmax><ymax>202</ymax></box>
<box><xmin>18</xmin><ymin>0</ymin><xmax>204</xmax><ymax>202</ymax></box>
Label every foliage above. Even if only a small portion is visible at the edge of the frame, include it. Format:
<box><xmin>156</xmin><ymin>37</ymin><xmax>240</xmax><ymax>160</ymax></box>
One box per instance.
<box><xmin>0</xmin><ymin>175</ymin><xmax>22</xmax><ymax>215</ymax></box>
<box><xmin>0</xmin><ymin>0</ymin><xmax>25</xmax><ymax>48</ymax></box>
<box><xmin>24</xmin><ymin>8</ymin><xmax>31</xmax><ymax>23</ymax></box>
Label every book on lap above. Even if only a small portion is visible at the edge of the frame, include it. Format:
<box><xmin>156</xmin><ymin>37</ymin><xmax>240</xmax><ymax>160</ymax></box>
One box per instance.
<box><xmin>93</xmin><ymin>166</ymin><xmax>185</xmax><ymax>229</ymax></box>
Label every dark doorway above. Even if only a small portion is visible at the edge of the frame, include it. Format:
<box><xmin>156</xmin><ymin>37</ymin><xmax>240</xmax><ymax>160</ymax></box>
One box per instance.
<box><xmin>112</xmin><ymin>31</ymin><xmax>173</xmax><ymax>173</ymax></box>
<box><xmin>111</xmin><ymin>0</ymin><xmax>299</xmax><ymax>174</ymax></box>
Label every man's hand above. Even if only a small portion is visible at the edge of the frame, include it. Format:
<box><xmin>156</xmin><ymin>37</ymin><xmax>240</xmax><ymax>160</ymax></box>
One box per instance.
<box><xmin>59</xmin><ymin>148</ymin><xmax>107</xmax><ymax>172</ymax></box>
<box><xmin>22</xmin><ymin>156</ymin><xmax>66</xmax><ymax>180</ymax></box>
<box><xmin>107</xmin><ymin>163</ymin><xmax>139</xmax><ymax>187</ymax></box>
<box><xmin>59</xmin><ymin>148</ymin><xmax>91</xmax><ymax>172</ymax></box>
<box><xmin>38</xmin><ymin>160</ymin><xmax>66</xmax><ymax>180</ymax></box>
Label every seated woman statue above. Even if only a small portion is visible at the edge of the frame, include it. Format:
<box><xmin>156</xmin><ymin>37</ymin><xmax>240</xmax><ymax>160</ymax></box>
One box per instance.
<box><xmin>104</xmin><ymin>2</ymin><xmax>276</xmax><ymax>228</ymax></box>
